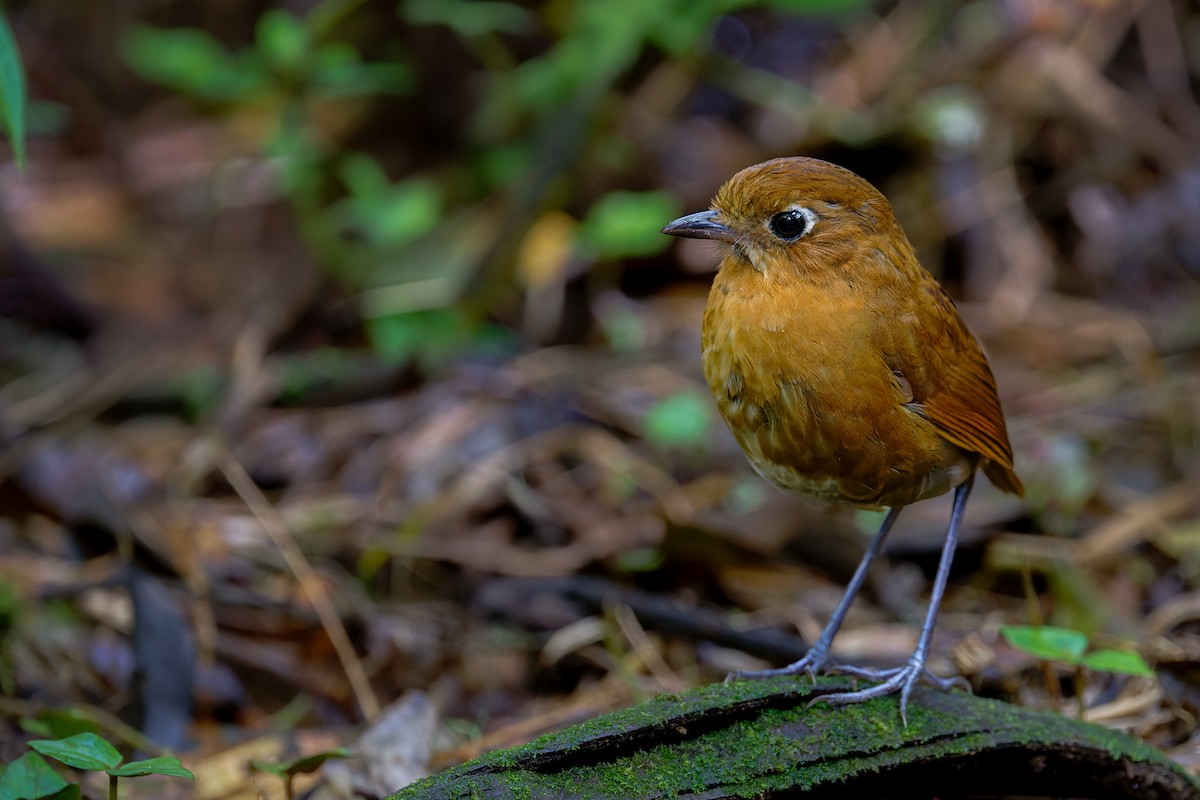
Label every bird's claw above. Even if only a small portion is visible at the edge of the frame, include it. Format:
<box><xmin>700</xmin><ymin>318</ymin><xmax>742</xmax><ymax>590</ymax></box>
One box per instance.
<box><xmin>807</xmin><ymin>660</ymin><xmax>969</xmax><ymax>725</ymax></box>
<box><xmin>724</xmin><ymin>651</ymin><xmax>829</xmax><ymax>684</ymax></box>
<box><xmin>832</xmin><ymin>663</ymin><xmax>971</xmax><ymax>693</ymax></box>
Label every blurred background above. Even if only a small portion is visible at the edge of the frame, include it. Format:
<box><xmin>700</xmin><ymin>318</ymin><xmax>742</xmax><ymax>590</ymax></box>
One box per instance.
<box><xmin>1</xmin><ymin>0</ymin><xmax>1199</xmax><ymax>796</ymax></box>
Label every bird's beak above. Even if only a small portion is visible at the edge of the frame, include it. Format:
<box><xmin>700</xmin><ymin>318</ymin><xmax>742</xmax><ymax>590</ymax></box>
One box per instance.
<box><xmin>661</xmin><ymin>210</ymin><xmax>736</xmax><ymax>243</ymax></box>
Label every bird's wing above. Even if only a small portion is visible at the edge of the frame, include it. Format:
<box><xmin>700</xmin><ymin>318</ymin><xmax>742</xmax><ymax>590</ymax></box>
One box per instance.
<box><xmin>888</xmin><ymin>285</ymin><xmax>1024</xmax><ymax>497</ymax></box>
<box><xmin>919</xmin><ymin>355</ymin><xmax>1023</xmax><ymax>495</ymax></box>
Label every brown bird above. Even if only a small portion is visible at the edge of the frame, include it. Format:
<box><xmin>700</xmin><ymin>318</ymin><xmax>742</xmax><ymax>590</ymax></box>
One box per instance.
<box><xmin>662</xmin><ymin>156</ymin><xmax>1022</xmax><ymax>722</ymax></box>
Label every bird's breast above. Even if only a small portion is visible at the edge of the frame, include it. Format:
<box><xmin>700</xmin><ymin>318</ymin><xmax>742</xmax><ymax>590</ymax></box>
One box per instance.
<box><xmin>701</xmin><ymin>267</ymin><xmax>970</xmax><ymax>509</ymax></box>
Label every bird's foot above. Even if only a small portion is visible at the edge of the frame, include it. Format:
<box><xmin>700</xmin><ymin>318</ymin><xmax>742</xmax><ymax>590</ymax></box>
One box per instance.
<box><xmin>808</xmin><ymin>658</ymin><xmax>968</xmax><ymax>725</ymax></box>
<box><xmin>724</xmin><ymin>648</ymin><xmax>831</xmax><ymax>684</ymax></box>
<box><xmin>832</xmin><ymin>663</ymin><xmax>970</xmax><ymax>693</ymax></box>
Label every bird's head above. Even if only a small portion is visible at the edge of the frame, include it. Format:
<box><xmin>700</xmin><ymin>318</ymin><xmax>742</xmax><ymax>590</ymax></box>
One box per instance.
<box><xmin>662</xmin><ymin>157</ymin><xmax>911</xmax><ymax>279</ymax></box>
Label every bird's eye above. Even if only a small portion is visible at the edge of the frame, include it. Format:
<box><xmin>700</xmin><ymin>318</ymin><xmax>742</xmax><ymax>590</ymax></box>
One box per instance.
<box><xmin>768</xmin><ymin>208</ymin><xmax>816</xmax><ymax>241</ymax></box>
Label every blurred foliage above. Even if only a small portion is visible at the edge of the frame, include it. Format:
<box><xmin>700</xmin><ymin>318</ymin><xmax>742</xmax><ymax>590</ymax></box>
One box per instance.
<box><xmin>0</xmin><ymin>9</ymin><xmax>26</xmax><ymax>167</ymax></box>
<box><xmin>579</xmin><ymin>190</ymin><xmax>682</xmax><ymax>260</ymax></box>
<box><xmin>367</xmin><ymin>307</ymin><xmax>503</xmax><ymax>369</ymax></box>
<box><xmin>18</xmin><ymin>711</ymin><xmax>103</xmax><ymax>744</ymax></box>
<box><xmin>250</xmin><ymin>747</ymin><xmax>353</xmax><ymax>800</ymax></box>
<box><xmin>0</xmin><ymin>581</ymin><xmax>15</xmax><ymax>696</ymax></box>
<box><xmin>119</xmin><ymin>0</ymin><xmax>869</xmax><ymax>366</ymax></box>
<box><xmin>644</xmin><ymin>389</ymin><xmax>715</xmax><ymax>451</ymax></box>
<box><xmin>123</xmin><ymin>11</ymin><xmax>412</xmax><ymax>102</ymax></box>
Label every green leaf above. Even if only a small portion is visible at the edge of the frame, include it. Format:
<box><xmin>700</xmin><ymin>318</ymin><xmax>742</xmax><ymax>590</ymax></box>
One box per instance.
<box><xmin>337</xmin><ymin>157</ymin><xmax>442</xmax><ymax>249</ymax></box>
<box><xmin>599</xmin><ymin>307</ymin><xmax>645</xmax><ymax>353</ymax></box>
<box><xmin>643</xmin><ymin>390</ymin><xmax>714</xmax><ymax>451</ymax></box>
<box><xmin>508</xmin><ymin>0</ymin><xmax>656</xmax><ymax>109</ymax></box>
<box><xmin>580</xmin><ymin>190</ymin><xmax>680</xmax><ymax>260</ymax></box>
<box><xmin>0</xmin><ymin>752</ymin><xmax>71</xmax><ymax>800</ymax></box>
<box><xmin>340</xmin><ymin>152</ymin><xmax>391</xmax><ymax>202</ymax></box>
<box><xmin>256</xmin><ymin>9</ymin><xmax>310</xmax><ymax>73</ymax></box>
<box><xmin>0</xmin><ymin>580</ymin><xmax>18</xmax><ymax>631</ymax></box>
<box><xmin>404</xmin><ymin>0</ymin><xmax>535</xmax><ymax>37</ymax></box>
<box><xmin>250</xmin><ymin>748</ymin><xmax>352</xmax><ymax>778</ymax></box>
<box><xmin>29</xmin><ymin>733</ymin><xmax>122</xmax><ymax>772</ymax></box>
<box><xmin>372</xmin><ymin>182</ymin><xmax>442</xmax><ymax>247</ymax></box>
<box><xmin>164</xmin><ymin>364</ymin><xmax>226</xmax><ymax>422</ymax></box>
<box><xmin>1080</xmin><ymin>649</ymin><xmax>1155</xmax><ymax>678</ymax></box>
<box><xmin>365</xmin><ymin>308</ymin><xmax>470</xmax><ymax>368</ymax></box>
<box><xmin>107</xmin><ymin>757</ymin><xmax>194</xmax><ymax>780</ymax></box>
<box><xmin>277</xmin><ymin>747</ymin><xmax>353</xmax><ymax>775</ymax></box>
<box><xmin>18</xmin><ymin>710</ymin><xmax>102</xmax><ymax>742</ymax></box>
<box><xmin>248</xmin><ymin>760</ymin><xmax>287</xmax><ymax>778</ymax></box>
<box><xmin>312</xmin><ymin>48</ymin><xmax>412</xmax><ymax>96</ymax></box>
<box><xmin>999</xmin><ymin>625</ymin><xmax>1088</xmax><ymax>663</ymax></box>
<box><xmin>614</xmin><ymin>547</ymin><xmax>665</xmax><ymax>573</ymax></box>
<box><xmin>122</xmin><ymin>26</ymin><xmax>268</xmax><ymax>102</ymax></box>
<box><xmin>265</xmin><ymin>122</ymin><xmax>324</xmax><ymax>193</ymax></box>
<box><xmin>0</xmin><ymin>10</ymin><xmax>26</xmax><ymax>168</ymax></box>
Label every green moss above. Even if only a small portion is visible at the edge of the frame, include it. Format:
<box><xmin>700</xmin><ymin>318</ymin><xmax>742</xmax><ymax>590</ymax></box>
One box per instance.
<box><xmin>389</xmin><ymin>676</ymin><xmax>1198</xmax><ymax>799</ymax></box>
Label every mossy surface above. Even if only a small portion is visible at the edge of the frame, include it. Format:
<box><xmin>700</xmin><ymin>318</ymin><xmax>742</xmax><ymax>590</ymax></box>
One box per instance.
<box><xmin>388</xmin><ymin>676</ymin><xmax>1199</xmax><ymax>800</ymax></box>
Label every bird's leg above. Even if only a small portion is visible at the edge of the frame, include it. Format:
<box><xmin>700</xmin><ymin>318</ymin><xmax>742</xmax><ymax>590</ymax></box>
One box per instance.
<box><xmin>810</xmin><ymin>474</ymin><xmax>975</xmax><ymax>725</ymax></box>
<box><xmin>727</xmin><ymin>506</ymin><xmax>902</xmax><ymax>682</ymax></box>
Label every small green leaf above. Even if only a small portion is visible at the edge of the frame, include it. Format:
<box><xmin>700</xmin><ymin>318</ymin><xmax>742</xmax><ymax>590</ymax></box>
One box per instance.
<box><xmin>251</xmin><ymin>748</ymin><xmax>352</xmax><ymax>778</ymax></box>
<box><xmin>0</xmin><ymin>10</ymin><xmax>27</xmax><ymax>168</ymax></box>
<box><xmin>0</xmin><ymin>752</ymin><xmax>70</xmax><ymax>800</ymax></box>
<box><xmin>365</xmin><ymin>308</ymin><xmax>470</xmax><ymax>368</ymax></box>
<box><xmin>337</xmin><ymin>158</ymin><xmax>442</xmax><ymax>249</ymax></box>
<box><xmin>0</xmin><ymin>580</ymin><xmax>17</xmax><ymax>631</ymax></box>
<box><xmin>1080</xmin><ymin>649</ymin><xmax>1155</xmax><ymax>678</ymax></box>
<box><xmin>256</xmin><ymin>9</ymin><xmax>310</xmax><ymax>72</ymax></box>
<box><xmin>18</xmin><ymin>710</ymin><xmax>101</xmax><ymax>742</ymax></box>
<box><xmin>724</xmin><ymin>475</ymin><xmax>768</xmax><ymax>515</ymax></box>
<box><xmin>122</xmin><ymin>26</ymin><xmax>268</xmax><ymax>102</ymax></box>
<box><xmin>168</xmin><ymin>365</ymin><xmax>226</xmax><ymax>422</ymax></box>
<box><xmin>405</xmin><ymin>0</ymin><xmax>535</xmax><ymax>37</ymax></box>
<box><xmin>580</xmin><ymin>190</ymin><xmax>680</xmax><ymax>259</ymax></box>
<box><xmin>313</xmin><ymin>48</ymin><xmax>411</xmax><ymax>96</ymax></box>
<box><xmin>999</xmin><ymin>625</ymin><xmax>1088</xmax><ymax>663</ymax></box>
<box><xmin>107</xmin><ymin>757</ymin><xmax>194</xmax><ymax>780</ymax></box>
<box><xmin>477</xmin><ymin>143</ymin><xmax>534</xmax><ymax>190</ymax></box>
<box><xmin>29</xmin><ymin>733</ymin><xmax>121</xmax><ymax>772</ymax></box>
<box><xmin>368</xmin><ymin>179</ymin><xmax>442</xmax><ymax>248</ymax></box>
<box><xmin>248</xmin><ymin>760</ymin><xmax>288</xmax><ymax>779</ymax></box>
<box><xmin>599</xmin><ymin>307</ymin><xmax>645</xmax><ymax>353</ymax></box>
<box><xmin>646</xmin><ymin>0</ymin><xmax>730</xmax><ymax>55</ymax></box>
<box><xmin>643</xmin><ymin>390</ymin><xmax>714</xmax><ymax>451</ymax></box>
<box><xmin>340</xmin><ymin>153</ymin><xmax>391</xmax><ymax>202</ymax></box>
<box><xmin>614</xmin><ymin>547</ymin><xmax>664</xmax><ymax>573</ymax></box>
<box><xmin>853</xmin><ymin>508</ymin><xmax>890</xmax><ymax>536</ymax></box>
<box><xmin>124</xmin><ymin>26</ymin><xmax>228</xmax><ymax>85</ymax></box>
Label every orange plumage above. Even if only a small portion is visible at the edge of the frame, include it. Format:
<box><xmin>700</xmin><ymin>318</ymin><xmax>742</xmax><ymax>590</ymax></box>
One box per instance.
<box><xmin>700</xmin><ymin>157</ymin><xmax>1021</xmax><ymax>507</ymax></box>
<box><xmin>663</xmin><ymin>156</ymin><xmax>1022</xmax><ymax>723</ymax></box>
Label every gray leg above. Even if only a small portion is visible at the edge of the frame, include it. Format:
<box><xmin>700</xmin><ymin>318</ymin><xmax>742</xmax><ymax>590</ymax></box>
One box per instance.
<box><xmin>813</xmin><ymin>473</ymin><xmax>975</xmax><ymax>724</ymax></box>
<box><xmin>727</xmin><ymin>506</ymin><xmax>902</xmax><ymax>681</ymax></box>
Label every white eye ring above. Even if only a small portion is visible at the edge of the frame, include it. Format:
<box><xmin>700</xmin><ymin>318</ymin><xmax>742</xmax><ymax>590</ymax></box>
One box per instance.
<box><xmin>767</xmin><ymin>205</ymin><xmax>818</xmax><ymax>241</ymax></box>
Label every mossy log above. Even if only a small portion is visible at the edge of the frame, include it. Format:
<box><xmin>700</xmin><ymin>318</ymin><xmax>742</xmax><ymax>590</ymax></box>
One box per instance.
<box><xmin>389</xmin><ymin>675</ymin><xmax>1198</xmax><ymax>800</ymax></box>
